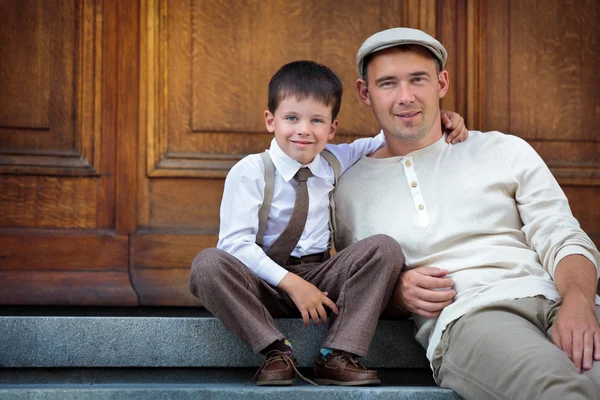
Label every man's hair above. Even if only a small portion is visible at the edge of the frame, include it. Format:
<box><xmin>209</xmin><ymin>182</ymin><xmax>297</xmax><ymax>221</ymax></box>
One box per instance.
<box><xmin>268</xmin><ymin>60</ymin><xmax>343</xmax><ymax>120</ymax></box>
<box><xmin>362</xmin><ymin>44</ymin><xmax>442</xmax><ymax>82</ymax></box>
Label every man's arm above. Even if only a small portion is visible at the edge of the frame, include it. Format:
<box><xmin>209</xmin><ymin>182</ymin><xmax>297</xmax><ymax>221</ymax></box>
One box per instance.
<box><xmin>553</xmin><ymin>255</ymin><xmax>600</xmax><ymax>372</ymax></box>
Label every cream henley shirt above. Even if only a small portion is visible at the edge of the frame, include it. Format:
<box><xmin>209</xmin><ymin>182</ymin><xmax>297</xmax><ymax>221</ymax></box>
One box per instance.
<box><xmin>334</xmin><ymin>130</ymin><xmax>600</xmax><ymax>365</ymax></box>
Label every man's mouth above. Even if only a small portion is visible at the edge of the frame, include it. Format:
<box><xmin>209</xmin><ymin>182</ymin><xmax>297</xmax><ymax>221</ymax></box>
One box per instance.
<box><xmin>395</xmin><ymin>111</ymin><xmax>421</xmax><ymax>121</ymax></box>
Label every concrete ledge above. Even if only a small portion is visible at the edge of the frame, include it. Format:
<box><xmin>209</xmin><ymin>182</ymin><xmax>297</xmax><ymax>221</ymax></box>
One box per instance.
<box><xmin>0</xmin><ymin>384</ymin><xmax>461</xmax><ymax>400</ymax></box>
<box><xmin>0</xmin><ymin>315</ymin><xmax>428</xmax><ymax>368</ymax></box>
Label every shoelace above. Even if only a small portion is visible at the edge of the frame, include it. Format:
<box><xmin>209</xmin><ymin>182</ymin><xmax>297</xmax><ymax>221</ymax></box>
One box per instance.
<box><xmin>247</xmin><ymin>349</ymin><xmax>318</xmax><ymax>386</ymax></box>
<box><xmin>329</xmin><ymin>350</ymin><xmax>367</xmax><ymax>369</ymax></box>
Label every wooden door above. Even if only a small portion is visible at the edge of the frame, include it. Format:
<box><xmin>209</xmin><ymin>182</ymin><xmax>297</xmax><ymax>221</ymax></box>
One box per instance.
<box><xmin>1</xmin><ymin>0</ymin><xmax>598</xmax><ymax>306</ymax></box>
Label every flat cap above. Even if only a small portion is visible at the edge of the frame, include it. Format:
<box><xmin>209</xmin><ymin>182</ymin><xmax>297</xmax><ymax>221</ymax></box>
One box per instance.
<box><xmin>356</xmin><ymin>27</ymin><xmax>447</xmax><ymax>78</ymax></box>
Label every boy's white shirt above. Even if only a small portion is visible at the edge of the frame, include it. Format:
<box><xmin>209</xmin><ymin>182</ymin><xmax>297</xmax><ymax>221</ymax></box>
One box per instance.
<box><xmin>217</xmin><ymin>132</ymin><xmax>385</xmax><ymax>286</ymax></box>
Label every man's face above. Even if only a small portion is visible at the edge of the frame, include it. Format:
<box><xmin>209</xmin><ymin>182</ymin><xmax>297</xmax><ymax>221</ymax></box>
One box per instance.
<box><xmin>358</xmin><ymin>47</ymin><xmax>448</xmax><ymax>144</ymax></box>
<box><xmin>264</xmin><ymin>96</ymin><xmax>338</xmax><ymax>165</ymax></box>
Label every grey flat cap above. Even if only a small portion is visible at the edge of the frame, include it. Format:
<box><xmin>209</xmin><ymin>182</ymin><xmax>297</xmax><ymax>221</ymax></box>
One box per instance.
<box><xmin>356</xmin><ymin>27</ymin><xmax>447</xmax><ymax>78</ymax></box>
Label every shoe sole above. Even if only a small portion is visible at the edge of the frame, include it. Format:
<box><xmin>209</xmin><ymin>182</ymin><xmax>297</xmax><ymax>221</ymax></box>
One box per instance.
<box><xmin>314</xmin><ymin>378</ymin><xmax>381</xmax><ymax>386</ymax></box>
<box><xmin>256</xmin><ymin>379</ymin><xmax>296</xmax><ymax>386</ymax></box>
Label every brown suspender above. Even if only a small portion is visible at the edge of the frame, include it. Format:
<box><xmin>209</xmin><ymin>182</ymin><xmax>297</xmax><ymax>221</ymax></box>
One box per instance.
<box><xmin>256</xmin><ymin>150</ymin><xmax>340</xmax><ymax>249</ymax></box>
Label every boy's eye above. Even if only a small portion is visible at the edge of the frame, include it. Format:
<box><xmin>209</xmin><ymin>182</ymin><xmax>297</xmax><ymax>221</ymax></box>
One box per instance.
<box><xmin>285</xmin><ymin>116</ymin><xmax>298</xmax><ymax>121</ymax></box>
<box><xmin>312</xmin><ymin>118</ymin><xmax>324</xmax><ymax>123</ymax></box>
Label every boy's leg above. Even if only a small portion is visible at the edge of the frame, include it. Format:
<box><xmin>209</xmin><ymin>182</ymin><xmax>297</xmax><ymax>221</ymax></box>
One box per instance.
<box><xmin>432</xmin><ymin>297</ymin><xmax>600</xmax><ymax>400</ymax></box>
<box><xmin>299</xmin><ymin>234</ymin><xmax>404</xmax><ymax>356</ymax></box>
<box><xmin>188</xmin><ymin>248</ymin><xmax>294</xmax><ymax>353</ymax></box>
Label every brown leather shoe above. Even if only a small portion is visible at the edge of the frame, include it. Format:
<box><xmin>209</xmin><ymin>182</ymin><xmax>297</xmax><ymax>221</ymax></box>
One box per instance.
<box><xmin>249</xmin><ymin>350</ymin><xmax>317</xmax><ymax>386</ymax></box>
<box><xmin>314</xmin><ymin>350</ymin><xmax>381</xmax><ymax>386</ymax></box>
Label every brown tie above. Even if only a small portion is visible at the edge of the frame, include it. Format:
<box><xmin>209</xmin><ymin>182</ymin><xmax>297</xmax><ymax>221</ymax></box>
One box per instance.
<box><xmin>266</xmin><ymin>168</ymin><xmax>312</xmax><ymax>266</ymax></box>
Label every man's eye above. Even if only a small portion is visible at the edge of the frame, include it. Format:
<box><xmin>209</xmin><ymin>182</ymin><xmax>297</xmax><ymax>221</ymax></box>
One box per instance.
<box><xmin>412</xmin><ymin>77</ymin><xmax>425</xmax><ymax>83</ymax></box>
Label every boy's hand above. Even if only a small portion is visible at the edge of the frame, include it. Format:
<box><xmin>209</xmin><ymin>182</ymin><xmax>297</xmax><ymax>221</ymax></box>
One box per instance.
<box><xmin>440</xmin><ymin>110</ymin><xmax>468</xmax><ymax>144</ymax></box>
<box><xmin>278</xmin><ymin>272</ymin><xmax>339</xmax><ymax>327</ymax></box>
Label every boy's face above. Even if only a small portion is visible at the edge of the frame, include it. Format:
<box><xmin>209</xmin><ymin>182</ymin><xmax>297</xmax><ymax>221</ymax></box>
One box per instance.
<box><xmin>264</xmin><ymin>96</ymin><xmax>338</xmax><ymax>165</ymax></box>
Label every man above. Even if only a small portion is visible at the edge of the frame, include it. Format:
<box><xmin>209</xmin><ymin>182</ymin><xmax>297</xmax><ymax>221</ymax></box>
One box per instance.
<box><xmin>334</xmin><ymin>27</ymin><xmax>600</xmax><ymax>399</ymax></box>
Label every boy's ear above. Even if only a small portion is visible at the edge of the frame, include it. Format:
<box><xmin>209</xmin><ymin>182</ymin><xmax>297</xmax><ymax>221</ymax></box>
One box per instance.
<box><xmin>356</xmin><ymin>79</ymin><xmax>371</xmax><ymax>106</ymax></box>
<box><xmin>328</xmin><ymin>120</ymin><xmax>338</xmax><ymax>140</ymax></box>
<box><xmin>264</xmin><ymin>110</ymin><xmax>275</xmax><ymax>133</ymax></box>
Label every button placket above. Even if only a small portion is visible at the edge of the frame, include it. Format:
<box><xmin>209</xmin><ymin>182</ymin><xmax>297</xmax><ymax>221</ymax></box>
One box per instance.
<box><xmin>403</xmin><ymin>157</ymin><xmax>429</xmax><ymax>227</ymax></box>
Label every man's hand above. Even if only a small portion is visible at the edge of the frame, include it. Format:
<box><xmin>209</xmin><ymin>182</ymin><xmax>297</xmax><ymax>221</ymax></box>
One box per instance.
<box><xmin>392</xmin><ymin>266</ymin><xmax>456</xmax><ymax>318</ymax></box>
<box><xmin>440</xmin><ymin>110</ymin><xmax>468</xmax><ymax>144</ymax></box>
<box><xmin>278</xmin><ymin>272</ymin><xmax>339</xmax><ymax>327</ymax></box>
<box><xmin>553</xmin><ymin>254</ymin><xmax>600</xmax><ymax>372</ymax></box>
<box><xmin>552</xmin><ymin>292</ymin><xmax>600</xmax><ymax>372</ymax></box>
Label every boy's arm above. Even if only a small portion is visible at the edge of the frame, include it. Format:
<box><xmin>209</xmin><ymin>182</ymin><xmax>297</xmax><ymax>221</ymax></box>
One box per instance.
<box><xmin>324</xmin><ymin>131</ymin><xmax>386</xmax><ymax>175</ymax></box>
<box><xmin>217</xmin><ymin>156</ymin><xmax>289</xmax><ymax>287</ymax></box>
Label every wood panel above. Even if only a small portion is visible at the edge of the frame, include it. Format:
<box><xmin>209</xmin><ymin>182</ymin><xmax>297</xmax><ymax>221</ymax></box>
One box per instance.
<box><xmin>130</xmin><ymin>231</ymin><xmax>217</xmax><ymax>305</ymax></box>
<box><xmin>473</xmin><ymin>0</ymin><xmax>600</xmax><ymax>186</ymax></box>
<box><xmin>0</xmin><ymin>0</ymin><xmax>102</xmax><ymax>176</ymax></box>
<box><xmin>142</xmin><ymin>0</ymin><xmax>428</xmax><ymax>178</ymax></box>
<box><xmin>0</xmin><ymin>230</ymin><xmax>136</xmax><ymax>305</ymax></box>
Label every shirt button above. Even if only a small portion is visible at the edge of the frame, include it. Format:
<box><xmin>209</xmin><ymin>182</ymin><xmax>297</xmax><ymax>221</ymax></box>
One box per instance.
<box><xmin>410</xmin><ymin>181</ymin><xmax>418</xmax><ymax>188</ymax></box>
<box><xmin>417</xmin><ymin>204</ymin><xmax>424</xmax><ymax>210</ymax></box>
<box><xmin>405</xmin><ymin>160</ymin><xmax>412</xmax><ymax>167</ymax></box>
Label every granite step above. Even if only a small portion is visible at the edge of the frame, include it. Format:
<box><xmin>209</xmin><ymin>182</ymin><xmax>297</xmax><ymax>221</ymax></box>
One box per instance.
<box><xmin>0</xmin><ymin>307</ymin><xmax>428</xmax><ymax>369</ymax></box>
<box><xmin>0</xmin><ymin>384</ymin><xmax>462</xmax><ymax>400</ymax></box>
<box><xmin>0</xmin><ymin>307</ymin><xmax>461</xmax><ymax>399</ymax></box>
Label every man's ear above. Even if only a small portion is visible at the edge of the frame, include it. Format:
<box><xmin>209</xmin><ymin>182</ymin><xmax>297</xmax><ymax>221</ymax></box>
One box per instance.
<box><xmin>328</xmin><ymin>120</ymin><xmax>338</xmax><ymax>140</ymax></box>
<box><xmin>264</xmin><ymin>110</ymin><xmax>275</xmax><ymax>133</ymax></box>
<box><xmin>438</xmin><ymin>70</ymin><xmax>449</xmax><ymax>99</ymax></box>
<box><xmin>356</xmin><ymin>79</ymin><xmax>371</xmax><ymax>106</ymax></box>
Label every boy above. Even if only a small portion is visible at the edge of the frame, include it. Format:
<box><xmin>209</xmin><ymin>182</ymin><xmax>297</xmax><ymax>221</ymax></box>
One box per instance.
<box><xmin>188</xmin><ymin>60</ymin><xmax>467</xmax><ymax>386</ymax></box>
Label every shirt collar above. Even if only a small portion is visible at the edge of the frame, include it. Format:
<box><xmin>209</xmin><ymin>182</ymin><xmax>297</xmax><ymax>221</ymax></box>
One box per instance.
<box><xmin>268</xmin><ymin>138</ymin><xmax>329</xmax><ymax>182</ymax></box>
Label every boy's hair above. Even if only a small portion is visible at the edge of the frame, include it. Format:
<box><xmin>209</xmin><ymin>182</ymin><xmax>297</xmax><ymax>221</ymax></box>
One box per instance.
<box><xmin>268</xmin><ymin>60</ymin><xmax>343</xmax><ymax>120</ymax></box>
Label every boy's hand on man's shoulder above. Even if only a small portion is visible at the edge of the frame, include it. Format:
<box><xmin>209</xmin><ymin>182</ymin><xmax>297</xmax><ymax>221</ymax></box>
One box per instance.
<box><xmin>278</xmin><ymin>272</ymin><xmax>339</xmax><ymax>327</ymax></box>
<box><xmin>440</xmin><ymin>110</ymin><xmax>468</xmax><ymax>144</ymax></box>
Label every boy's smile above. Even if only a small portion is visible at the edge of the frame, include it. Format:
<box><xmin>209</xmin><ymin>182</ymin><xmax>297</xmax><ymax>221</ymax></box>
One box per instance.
<box><xmin>264</xmin><ymin>96</ymin><xmax>338</xmax><ymax>165</ymax></box>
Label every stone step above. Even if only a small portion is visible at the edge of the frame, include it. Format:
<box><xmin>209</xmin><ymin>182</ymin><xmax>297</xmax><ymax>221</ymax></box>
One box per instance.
<box><xmin>0</xmin><ymin>384</ymin><xmax>462</xmax><ymax>400</ymax></box>
<box><xmin>0</xmin><ymin>308</ymin><xmax>429</xmax><ymax>369</ymax></box>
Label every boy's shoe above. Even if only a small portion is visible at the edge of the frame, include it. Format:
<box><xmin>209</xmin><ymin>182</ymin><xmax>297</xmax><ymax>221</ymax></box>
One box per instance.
<box><xmin>314</xmin><ymin>349</ymin><xmax>381</xmax><ymax>386</ymax></box>
<box><xmin>250</xmin><ymin>349</ymin><xmax>317</xmax><ymax>386</ymax></box>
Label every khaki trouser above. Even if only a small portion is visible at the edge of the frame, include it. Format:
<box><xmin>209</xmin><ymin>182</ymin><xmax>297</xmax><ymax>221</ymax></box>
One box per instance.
<box><xmin>432</xmin><ymin>296</ymin><xmax>600</xmax><ymax>400</ymax></box>
<box><xmin>189</xmin><ymin>234</ymin><xmax>404</xmax><ymax>356</ymax></box>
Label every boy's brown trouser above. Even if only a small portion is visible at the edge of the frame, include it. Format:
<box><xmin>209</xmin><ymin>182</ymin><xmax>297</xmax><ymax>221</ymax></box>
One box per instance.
<box><xmin>188</xmin><ymin>234</ymin><xmax>404</xmax><ymax>356</ymax></box>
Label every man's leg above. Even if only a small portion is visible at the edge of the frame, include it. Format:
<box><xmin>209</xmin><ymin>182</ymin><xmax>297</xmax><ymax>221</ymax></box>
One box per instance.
<box><xmin>300</xmin><ymin>234</ymin><xmax>404</xmax><ymax>356</ymax></box>
<box><xmin>432</xmin><ymin>297</ymin><xmax>600</xmax><ymax>400</ymax></box>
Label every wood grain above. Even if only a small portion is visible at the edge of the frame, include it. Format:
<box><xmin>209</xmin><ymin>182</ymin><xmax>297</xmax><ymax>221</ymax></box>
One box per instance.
<box><xmin>0</xmin><ymin>0</ymin><xmax>103</xmax><ymax>176</ymax></box>
<box><xmin>0</xmin><ymin>270</ymin><xmax>137</xmax><ymax>306</ymax></box>
<box><xmin>0</xmin><ymin>229</ymin><xmax>128</xmax><ymax>271</ymax></box>
<box><xmin>0</xmin><ymin>176</ymin><xmax>97</xmax><ymax>228</ymax></box>
<box><xmin>149</xmin><ymin>178</ymin><xmax>223</xmax><ymax>229</ymax></box>
<box><xmin>130</xmin><ymin>231</ymin><xmax>217</xmax><ymax>306</ymax></box>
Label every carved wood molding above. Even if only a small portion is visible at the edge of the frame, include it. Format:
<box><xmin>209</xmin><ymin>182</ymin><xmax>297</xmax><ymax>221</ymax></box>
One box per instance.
<box><xmin>143</xmin><ymin>0</ymin><xmax>246</xmax><ymax>178</ymax></box>
<box><xmin>0</xmin><ymin>0</ymin><xmax>102</xmax><ymax>176</ymax></box>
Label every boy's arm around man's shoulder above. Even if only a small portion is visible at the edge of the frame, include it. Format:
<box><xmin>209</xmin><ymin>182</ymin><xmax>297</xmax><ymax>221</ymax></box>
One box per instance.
<box><xmin>324</xmin><ymin>131</ymin><xmax>385</xmax><ymax>175</ymax></box>
<box><xmin>217</xmin><ymin>155</ymin><xmax>290</xmax><ymax>287</ymax></box>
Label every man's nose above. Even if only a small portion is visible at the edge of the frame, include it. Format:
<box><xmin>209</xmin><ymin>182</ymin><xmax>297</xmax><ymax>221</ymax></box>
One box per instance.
<box><xmin>396</xmin><ymin>83</ymin><xmax>415</xmax><ymax>104</ymax></box>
